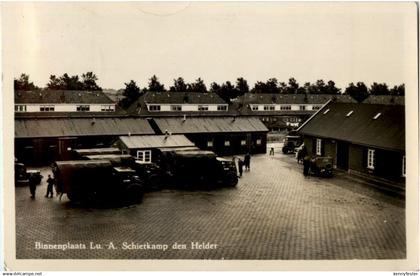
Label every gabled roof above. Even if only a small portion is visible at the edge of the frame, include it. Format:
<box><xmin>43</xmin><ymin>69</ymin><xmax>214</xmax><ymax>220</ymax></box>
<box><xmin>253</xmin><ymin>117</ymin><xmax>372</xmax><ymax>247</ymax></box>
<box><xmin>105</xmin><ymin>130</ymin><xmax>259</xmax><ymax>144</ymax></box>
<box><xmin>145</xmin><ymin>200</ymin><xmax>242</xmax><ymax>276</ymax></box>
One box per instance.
<box><xmin>362</xmin><ymin>95</ymin><xmax>405</xmax><ymax>105</ymax></box>
<box><xmin>15</xmin><ymin>117</ymin><xmax>155</xmax><ymax>138</ymax></box>
<box><xmin>143</xmin><ymin>91</ymin><xmax>227</xmax><ymax>105</ymax></box>
<box><xmin>14</xmin><ymin>90</ymin><xmax>115</xmax><ymax>104</ymax></box>
<box><xmin>153</xmin><ymin>116</ymin><xmax>268</xmax><ymax>134</ymax></box>
<box><xmin>298</xmin><ymin>102</ymin><xmax>405</xmax><ymax>151</ymax></box>
<box><xmin>237</xmin><ymin>93</ymin><xmax>356</xmax><ymax>105</ymax></box>
<box><xmin>118</xmin><ymin>135</ymin><xmax>195</xmax><ymax>149</ymax></box>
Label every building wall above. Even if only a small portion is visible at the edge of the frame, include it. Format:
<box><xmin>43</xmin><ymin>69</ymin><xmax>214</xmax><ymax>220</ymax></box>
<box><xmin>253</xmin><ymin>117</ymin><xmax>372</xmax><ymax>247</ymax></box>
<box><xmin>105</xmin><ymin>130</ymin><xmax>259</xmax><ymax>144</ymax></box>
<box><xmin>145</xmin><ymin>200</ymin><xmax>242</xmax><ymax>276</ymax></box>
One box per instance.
<box><xmin>146</xmin><ymin>104</ymin><xmax>228</xmax><ymax>112</ymax></box>
<box><xmin>15</xmin><ymin>103</ymin><xmax>115</xmax><ymax>112</ymax></box>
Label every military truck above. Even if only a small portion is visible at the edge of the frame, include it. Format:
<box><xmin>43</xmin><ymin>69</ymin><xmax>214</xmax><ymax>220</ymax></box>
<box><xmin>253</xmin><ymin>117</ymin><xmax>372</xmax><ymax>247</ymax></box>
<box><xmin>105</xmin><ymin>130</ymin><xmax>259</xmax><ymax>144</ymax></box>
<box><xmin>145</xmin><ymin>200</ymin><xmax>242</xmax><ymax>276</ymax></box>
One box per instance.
<box><xmin>309</xmin><ymin>156</ymin><xmax>333</xmax><ymax>177</ymax></box>
<box><xmin>282</xmin><ymin>135</ymin><xmax>303</xmax><ymax>154</ymax></box>
<box><xmin>53</xmin><ymin>160</ymin><xmax>144</xmax><ymax>204</ymax></box>
<box><xmin>157</xmin><ymin>149</ymin><xmax>238</xmax><ymax>189</ymax></box>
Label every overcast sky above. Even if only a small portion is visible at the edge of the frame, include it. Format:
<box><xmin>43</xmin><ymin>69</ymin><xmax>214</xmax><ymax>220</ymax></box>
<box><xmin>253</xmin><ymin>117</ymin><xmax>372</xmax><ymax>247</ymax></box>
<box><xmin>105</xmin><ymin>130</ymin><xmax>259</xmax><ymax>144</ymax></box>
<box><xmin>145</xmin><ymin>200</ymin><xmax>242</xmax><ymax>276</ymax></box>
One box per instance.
<box><xmin>2</xmin><ymin>2</ymin><xmax>416</xmax><ymax>90</ymax></box>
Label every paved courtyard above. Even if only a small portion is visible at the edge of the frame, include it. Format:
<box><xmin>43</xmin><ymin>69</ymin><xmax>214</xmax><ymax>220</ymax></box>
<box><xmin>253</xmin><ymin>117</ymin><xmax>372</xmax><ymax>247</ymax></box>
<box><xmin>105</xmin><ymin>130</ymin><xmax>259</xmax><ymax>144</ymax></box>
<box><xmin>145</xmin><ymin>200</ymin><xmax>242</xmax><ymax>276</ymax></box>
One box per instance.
<box><xmin>15</xmin><ymin>145</ymin><xmax>405</xmax><ymax>259</ymax></box>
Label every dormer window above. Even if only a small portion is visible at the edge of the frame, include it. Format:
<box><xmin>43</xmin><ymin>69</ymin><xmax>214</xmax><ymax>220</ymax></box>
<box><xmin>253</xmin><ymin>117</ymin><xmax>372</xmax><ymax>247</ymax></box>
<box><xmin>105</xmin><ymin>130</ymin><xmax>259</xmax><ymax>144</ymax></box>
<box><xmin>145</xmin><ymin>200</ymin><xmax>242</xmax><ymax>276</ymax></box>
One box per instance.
<box><xmin>15</xmin><ymin>105</ymin><xmax>27</xmax><ymax>112</ymax></box>
<box><xmin>40</xmin><ymin>105</ymin><xmax>55</xmax><ymax>112</ymax></box>
<box><xmin>101</xmin><ymin>105</ymin><xmax>115</xmax><ymax>112</ymax></box>
<box><xmin>312</xmin><ymin>105</ymin><xmax>321</xmax><ymax>110</ymax></box>
<box><xmin>346</xmin><ymin>110</ymin><xmax>354</xmax><ymax>117</ymax></box>
<box><xmin>77</xmin><ymin>105</ymin><xmax>90</xmax><ymax>112</ymax></box>
<box><xmin>373</xmin><ymin>113</ymin><xmax>381</xmax><ymax>120</ymax></box>
<box><xmin>217</xmin><ymin>105</ymin><xmax>227</xmax><ymax>111</ymax></box>
<box><xmin>251</xmin><ymin>105</ymin><xmax>258</xmax><ymax>111</ymax></box>
<box><xmin>171</xmin><ymin>105</ymin><xmax>182</xmax><ymax>111</ymax></box>
<box><xmin>198</xmin><ymin>105</ymin><xmax>209</xmax><ymax>111</ymax></box>
<box><xmin>149</xmin><ymin>105</ymin><xmax>161</xmax><ymax>111</ymax></box>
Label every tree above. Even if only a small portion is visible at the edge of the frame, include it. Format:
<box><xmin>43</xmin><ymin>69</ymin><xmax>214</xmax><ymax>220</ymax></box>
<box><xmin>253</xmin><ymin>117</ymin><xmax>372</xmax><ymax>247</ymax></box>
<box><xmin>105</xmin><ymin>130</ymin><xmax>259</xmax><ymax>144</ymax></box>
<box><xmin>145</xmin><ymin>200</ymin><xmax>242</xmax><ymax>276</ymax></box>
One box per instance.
<box><xmin>285</xmin><ymin>78</ymin><xmax>300</xmax><ymax>94</ymax></box>
<box><xmin>81</xmin><ymin>72</ymin><xmax>101</xmax><ymax>91</ymax></box>
<box><xmin>169</xmin><ymin>77</ymin><xmax>187</xmax><ymax>92</ymax></box>
<box><xmin>14</xmin><ymin>74</ymin><xmax>38</xmax><ymax>90</ymax></box>
<box><xmin>390</xmin><ymin>84</ymin><xmax>405</xmax><ymax>96</ymax></box>
<box><xmin>146</xmin><ymin>75</ymin><xmax>166</xmax><ymax>92</ymax></box>
<box><xmin>265</xmin><ymin>78</ymin><xmax>279</xmax><ymax>94</ymax></box>
<box><xmin>187</xmin><ymin>78</ymin><xmax>207</xmax><ymax>93</ymax></box>
<box><xmin>46</xmin><ymin>75</ymin><xmax>63</xmax><ymax>90</ymax></box>
<box><xmin>251</xmin><ymin>81</ymin><xmax>267</xmax><ymax>93</ymax></box>
<box><xmin>209</xmin><ymin>82</ymin><xmax>221</xmax><ymax>94</ymax></box>
<box><xmin>344</xmin><ymin>82</ymin><xmax>369</xmax><ymax>103</ymax></box>
<box><xmin>216</xmin><ymin>81</ymin><xmax>236</xmax><ymax>102</ymax></box>
<box><xmin>369</xmin><ymin>82</ymin><xmax>389</xmax><ymax>95</ymax></box>
<box><xmin>235</xmin><ymin>77</ymin><xmax>249</xmax><ymax>96</ymax></box>
<box><xmin>121</xmin><ymin>80</ymin><xmax>141</xmax><ymax>108</ymax></box>
<box><xmin>325</xmin><ymin>80</ymin><xmax>341</xmax><ymax>94</ymax></box>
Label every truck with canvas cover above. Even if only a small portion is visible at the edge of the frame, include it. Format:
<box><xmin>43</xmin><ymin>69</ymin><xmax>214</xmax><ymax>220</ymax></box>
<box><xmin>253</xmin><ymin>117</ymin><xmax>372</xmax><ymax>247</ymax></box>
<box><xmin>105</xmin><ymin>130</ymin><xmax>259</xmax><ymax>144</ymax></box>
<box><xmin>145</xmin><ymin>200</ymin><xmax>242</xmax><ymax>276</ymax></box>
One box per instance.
<box><xmin>73</xmin><ymin>148</ymin><xmax>121</xmax><ymax>159</ymax></box>
<box><xmin>157</xmin><ymin>149</ymin><xmax>238</xmax><ymax>189</ymax></box>
<box><xmin>53</xmin><ymin>160</ymin><xmax>143</xmax><ymax>204</ymax></box>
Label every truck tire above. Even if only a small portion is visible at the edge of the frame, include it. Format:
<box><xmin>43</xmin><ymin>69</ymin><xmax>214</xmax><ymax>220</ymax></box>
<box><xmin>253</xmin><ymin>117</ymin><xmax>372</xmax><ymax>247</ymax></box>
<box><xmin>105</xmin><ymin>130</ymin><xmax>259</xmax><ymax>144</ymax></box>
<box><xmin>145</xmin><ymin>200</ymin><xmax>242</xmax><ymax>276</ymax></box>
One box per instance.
<box><xmin>282</xmin><ymin>147</ymin><xmax>289</xmax><ymax>154</ymax></box>
<box><xmin>124</xmin><ymin>183</ymin><xmax>143</xmax><ymax>204</ymax></box>
<box><xmin>225</xmin><ymin>172</ymin><xmax>238</xmax><ymax>187</ymax></box>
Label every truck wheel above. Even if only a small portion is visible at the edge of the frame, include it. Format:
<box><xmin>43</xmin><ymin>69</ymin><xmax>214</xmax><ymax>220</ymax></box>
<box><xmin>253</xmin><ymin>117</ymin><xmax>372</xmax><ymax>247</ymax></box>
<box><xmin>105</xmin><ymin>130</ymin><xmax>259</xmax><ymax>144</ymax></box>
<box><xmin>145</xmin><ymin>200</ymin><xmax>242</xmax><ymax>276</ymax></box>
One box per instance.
<box><xmin>124</xmin><ymin>184</ymin><xmax>143</xmax><ymax>204</ymax></box>
<box><xmin>225</xmin><ymin>172</ymin><xmax>238</xmax><ymax>187</ymax></box>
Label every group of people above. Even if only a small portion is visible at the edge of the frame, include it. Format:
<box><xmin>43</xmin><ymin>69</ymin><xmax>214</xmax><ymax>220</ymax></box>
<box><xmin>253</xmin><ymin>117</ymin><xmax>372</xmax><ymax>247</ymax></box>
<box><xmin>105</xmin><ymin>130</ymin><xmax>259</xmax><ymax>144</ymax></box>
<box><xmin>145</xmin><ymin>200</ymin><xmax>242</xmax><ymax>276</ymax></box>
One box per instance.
<box><xmin>233</xmin><ymin>152</ymin><xmax>251</xmax><ymax>178</ymax></box>
<box><xmin>29</xmin><ymin>174</ymin><xmax>56</xmax><ymax>199</ymax></box>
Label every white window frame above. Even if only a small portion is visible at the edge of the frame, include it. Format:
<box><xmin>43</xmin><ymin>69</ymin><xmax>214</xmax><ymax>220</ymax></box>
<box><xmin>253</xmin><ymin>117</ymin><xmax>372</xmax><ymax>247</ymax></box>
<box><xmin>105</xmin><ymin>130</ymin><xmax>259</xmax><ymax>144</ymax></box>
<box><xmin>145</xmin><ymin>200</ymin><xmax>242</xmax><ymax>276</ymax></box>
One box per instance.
<box><xmin>207</xmin><ymin>141</ymin><xmax>213</xmax><ymax>147</ymax></box>
<box><xmin>312</xmin><ymin>105</ymin><xmax>321</xmax><ymax>110</ymax></box>
<box><xmin>241</xmin><ymin>140</ymin><xmax>247</xmax><ymax>146</ymax></box>
<box><xmin>316</xmin><ymin>138</ymin><xmax>322</xmax><ymax>156</ymax></box>
<box><xmin>217</xmin><ymin>105</ymin><xmax>227</xmax><ymax>111</ymax></box>
<box><xmin>224</xmin><ymin>140</ymin><xmax>230</xmax><ymax>146</ymax></box>
<box><xmin>15</xmin><ymin>105</ymin><xmax>27</xmax><ymax>112</ymax></box>
<box><xmin>149</xmin><ymin>105</ymin><xmax>161</xmax><ymax>111</ymax></box>
<box><xmin>76</xmin><ymin>105</ymin><xmax>90</xmax><ymax>112</ymax></box>
<box><xmin>136</xmin><ymin>150</ymin><xmax>152</xmax><ymax>164</ymax></box>
<box><xmin>367</xmin><ymin>149</ymin><xmax>375</xmax><ymax>169</ymax></box>
<box><xmin>198</xmin><ymin>105</ymin><xmax>209</xmax><ymax>111</ymax></box>
<box><xmin>402</xmin><ymin>155</ymin><xmax>406</xmax><ymax>177</ymax></box>
<box><xmin>300</xmin><ymin>105</ymin><xmax>306</xmax><ymax>111</ymax></box>
<box><xmin>40</xmin><ymin>105</ymin><xmax>55</xmax><ymax>112</ymax></box>
<box><xmin>101</xmin><ymin>105</ymin><xmax>115</xmax><ymax>112</ymax></box>
<box><xmin>280</xmin><ymin>105</ymin><xmax>291</xmax><ymax>110</ymax></box>
<box><xmin>256</xmin><ymin>139</ymin><xmax>262</xmax><ymax>145</ymax></box>
<box><xmin>251</xmin><ymin>105</ymin><xmax>258</xmax><ymax>111</ymax></box>
<box><xmin>171</xmin><ymin>105</ymin><xmax>182</xmax><ymax>111</ymax></box>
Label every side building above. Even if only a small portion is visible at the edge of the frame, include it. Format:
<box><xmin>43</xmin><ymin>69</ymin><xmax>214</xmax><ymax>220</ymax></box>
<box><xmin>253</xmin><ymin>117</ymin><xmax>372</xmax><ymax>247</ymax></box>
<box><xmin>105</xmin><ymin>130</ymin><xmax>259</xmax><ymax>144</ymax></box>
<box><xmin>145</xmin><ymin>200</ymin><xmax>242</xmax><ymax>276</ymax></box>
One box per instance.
<box><xmin>297</xmin><ymin>96</ymin><xmax>405</xmax><ymax>187</ymax></box>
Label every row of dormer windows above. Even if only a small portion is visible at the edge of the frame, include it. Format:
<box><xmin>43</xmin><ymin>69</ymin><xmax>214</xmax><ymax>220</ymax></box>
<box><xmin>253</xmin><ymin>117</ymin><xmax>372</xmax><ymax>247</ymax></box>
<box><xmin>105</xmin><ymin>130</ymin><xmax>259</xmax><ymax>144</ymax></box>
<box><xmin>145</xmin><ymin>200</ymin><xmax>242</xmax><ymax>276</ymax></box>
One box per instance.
<box><xmin>14</xmin><ymin>104</ymin><xmax>115</xmax><ymax>112</ymax></box>
<box><xmin>250</xmin><ymin>104</ymin><xmax>323</xmax><ymax>111</ymax></box>
<box><xmin>147</xmin><ymin>104</ymin><xmax>228</xmax><ymax>112</ymax></box>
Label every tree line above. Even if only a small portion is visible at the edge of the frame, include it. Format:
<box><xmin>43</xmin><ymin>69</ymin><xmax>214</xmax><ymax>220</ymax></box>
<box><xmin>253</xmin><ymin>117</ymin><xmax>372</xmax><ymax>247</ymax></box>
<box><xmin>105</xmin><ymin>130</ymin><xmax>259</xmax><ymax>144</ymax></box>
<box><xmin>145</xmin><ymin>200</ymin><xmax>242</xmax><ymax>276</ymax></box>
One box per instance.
<box><xmin>14</xmin><ymin>73</ymin><xmax>405</xmax><ymax>107</ymax></box>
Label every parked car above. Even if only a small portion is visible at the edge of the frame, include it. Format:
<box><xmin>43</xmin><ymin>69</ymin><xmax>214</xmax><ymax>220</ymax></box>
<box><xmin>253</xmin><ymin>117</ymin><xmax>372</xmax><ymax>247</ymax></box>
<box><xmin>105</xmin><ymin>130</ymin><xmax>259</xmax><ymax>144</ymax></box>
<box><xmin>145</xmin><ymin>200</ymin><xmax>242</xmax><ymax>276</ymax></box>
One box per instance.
<box><xmin>15</xmin><ymin>162</ymin><xmax>42</xmax><ymax>186</ymax></box>
<box><xmin>309</xmin><ymin>156</ymin><xmax>333</xmax><ymax>177</ymax></box>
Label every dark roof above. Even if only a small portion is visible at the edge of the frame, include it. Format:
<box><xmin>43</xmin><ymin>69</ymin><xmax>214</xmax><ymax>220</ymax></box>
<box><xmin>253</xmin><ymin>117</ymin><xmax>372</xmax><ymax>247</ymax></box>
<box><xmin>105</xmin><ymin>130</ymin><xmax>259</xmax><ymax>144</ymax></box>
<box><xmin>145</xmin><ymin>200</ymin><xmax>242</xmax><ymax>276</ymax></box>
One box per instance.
<box><xmin>153</xmin><ymin>116</ymin><xmax>268</xmax><ymax>134</ymax></box>
<box><xmin>15</xmin><ymin>117</ymin><xmax>155</xmax><ymax>138</ymax></box>
<box><xmin>298</xmin><ymin>102</ymin><xmax>405</xmax><ymax>151</ymax></box>
<box><xmin>118</xmin><ymin>135</ymin><xmax>195</xmax><ymax>149</ymax></box>
<box><xmin>143</xmin><ymin>91</ymin><xmax>227</xmax><ymax>105</ymax></box>
<box><xmin>237</xmin><ymin>93</ymin><xmax>356</xmax><ymax>105</ymax></box>
<box><xmin>362</xmin><ymin>95</ymin><xmax>405</xmax><ymax>105</ymax></box>
<box><xmin>14</xmin><ymin>90</ymin><xmax>114</xmax><ymax>104</ymax></box>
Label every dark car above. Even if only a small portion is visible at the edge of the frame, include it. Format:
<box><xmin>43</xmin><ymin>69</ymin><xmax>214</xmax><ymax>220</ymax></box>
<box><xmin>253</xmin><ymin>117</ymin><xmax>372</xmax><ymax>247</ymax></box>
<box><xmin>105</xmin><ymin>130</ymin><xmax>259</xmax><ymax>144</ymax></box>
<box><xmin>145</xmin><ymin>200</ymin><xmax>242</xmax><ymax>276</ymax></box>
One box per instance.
<box><xmin>282</xmin><ymin>135</ymin><xmax>302</xmax><ymax>154</ymax></box>
<box><xmin>309</xmin><ymin>156</ymin><xmax>333</xmax><ymax>177</ymax></box>
<box><xmin>15</xmin><ymin>162</ymin><xmax>42</xmax><ymax>186</ymax></box>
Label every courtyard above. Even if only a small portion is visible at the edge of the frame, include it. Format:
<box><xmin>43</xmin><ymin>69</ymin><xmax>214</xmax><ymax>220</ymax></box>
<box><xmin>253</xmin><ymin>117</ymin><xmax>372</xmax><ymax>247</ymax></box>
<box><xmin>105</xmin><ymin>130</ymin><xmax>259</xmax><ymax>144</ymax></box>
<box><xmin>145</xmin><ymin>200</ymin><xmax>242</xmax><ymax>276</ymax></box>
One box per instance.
<box><xmin>15</xmin><ymin>145</ymin><xmax>405</xmax><ymax>259</ymax></box>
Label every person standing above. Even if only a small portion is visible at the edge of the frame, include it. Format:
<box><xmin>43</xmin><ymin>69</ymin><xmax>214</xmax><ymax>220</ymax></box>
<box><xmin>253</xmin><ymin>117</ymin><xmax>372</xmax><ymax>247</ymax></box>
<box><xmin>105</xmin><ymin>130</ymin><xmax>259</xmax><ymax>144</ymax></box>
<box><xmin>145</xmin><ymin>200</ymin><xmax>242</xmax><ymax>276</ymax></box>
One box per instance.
<box><xmin>45</xmin><ymin>175</ymin><xmax>55</xmax><ymax>198</ymax></box>
<box><xmin>303</xmin><ymin>156</ymin><xmax>311</xmax><ymax>176</ymax></box>
<box><xmin>237</xmin><ymin>158</ymin><xmax>243</xmax><ymax>178</ymax></box>
<box><xmin>244</xmin><ymin>152</ymin><xmax>251</xmax><ymax>171</ymax></box>
<box><xmin>269</xmin><ymin>147</ymin><xmax>275</xmax><ymax>156</ymax></box>
<box><xmin>28</xmin><ymin>174</ymin><xmax>37</xmax><ymax>199</ymax></box>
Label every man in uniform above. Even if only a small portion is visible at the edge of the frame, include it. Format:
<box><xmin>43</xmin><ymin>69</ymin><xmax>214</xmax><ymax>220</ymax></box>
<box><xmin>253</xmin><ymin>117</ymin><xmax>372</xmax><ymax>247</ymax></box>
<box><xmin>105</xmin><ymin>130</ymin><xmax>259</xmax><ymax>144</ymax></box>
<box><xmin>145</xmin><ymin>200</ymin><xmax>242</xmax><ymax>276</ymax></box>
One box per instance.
<box><xmin>45</xmin><ymin>175</ymin><xmax>55</xmax><ymax>198</ymax></box>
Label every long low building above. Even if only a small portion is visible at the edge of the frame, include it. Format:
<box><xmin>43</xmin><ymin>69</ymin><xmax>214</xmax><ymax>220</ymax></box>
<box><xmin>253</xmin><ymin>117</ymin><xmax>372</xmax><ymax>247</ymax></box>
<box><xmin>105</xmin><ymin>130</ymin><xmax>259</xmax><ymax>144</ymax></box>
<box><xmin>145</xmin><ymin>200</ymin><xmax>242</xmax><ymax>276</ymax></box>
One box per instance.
<box><xmin>151</xmin><ymin>116</ymin><xmax>269</xmax><ymax>156</ymax></box>
<box><xmin>15</xmin><ymin>117</ymin><xmax>155</xmax><ymax>164</ymax></box>
<box><xmin>297</xmin><ymin>100</ymin><xmax>405</xmax><ymax>186</ymax></box>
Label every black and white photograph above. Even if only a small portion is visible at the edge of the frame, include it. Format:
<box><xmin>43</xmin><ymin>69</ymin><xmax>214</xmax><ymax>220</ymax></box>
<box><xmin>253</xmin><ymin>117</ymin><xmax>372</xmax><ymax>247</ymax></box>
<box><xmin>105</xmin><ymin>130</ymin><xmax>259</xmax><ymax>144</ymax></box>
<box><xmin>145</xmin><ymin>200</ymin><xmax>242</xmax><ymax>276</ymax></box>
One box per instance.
<box><xmin>1</xmin><ymin>1</ymin><xmax>419</xmax><ymax>271</ymax></box>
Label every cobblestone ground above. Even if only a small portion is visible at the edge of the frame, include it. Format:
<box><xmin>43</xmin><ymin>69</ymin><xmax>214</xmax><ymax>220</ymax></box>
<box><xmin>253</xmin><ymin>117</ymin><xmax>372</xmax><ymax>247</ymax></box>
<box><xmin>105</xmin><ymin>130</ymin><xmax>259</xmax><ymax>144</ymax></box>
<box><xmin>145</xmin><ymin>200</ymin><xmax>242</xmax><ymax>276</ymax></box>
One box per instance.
<box><xmin>15</xmin><ymin>145</ymin><xmax>405</xmax><ymax>259</ymax></box>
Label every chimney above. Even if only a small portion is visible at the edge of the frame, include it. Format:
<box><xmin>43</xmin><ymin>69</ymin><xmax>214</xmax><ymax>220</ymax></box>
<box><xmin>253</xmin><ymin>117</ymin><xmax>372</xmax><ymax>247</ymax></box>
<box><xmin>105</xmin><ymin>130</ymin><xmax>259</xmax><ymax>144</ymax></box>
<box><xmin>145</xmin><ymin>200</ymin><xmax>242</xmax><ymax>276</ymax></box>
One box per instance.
<box><xmin>128</xmin><ymin>132</ymin><xmax>131</xmax><ymax>136</ymax></box>
<box><xmin>182</xmin><ymin>114</ymin><xmax>186</xmax><ymax>122</ymax></box>
<box><xmin>232</xmin><ymin>116</ymin><xmax>236</xmax><ymax>123</ymax></box>
<box><xmin>164</xmin><ymin>129</ymin><xmax>169</xmax><ymax>140</ymax></box>
<box><xmin>91</xmin><ymin>117</ymin><xmax>96</xmax><ymax>125</ymax></box>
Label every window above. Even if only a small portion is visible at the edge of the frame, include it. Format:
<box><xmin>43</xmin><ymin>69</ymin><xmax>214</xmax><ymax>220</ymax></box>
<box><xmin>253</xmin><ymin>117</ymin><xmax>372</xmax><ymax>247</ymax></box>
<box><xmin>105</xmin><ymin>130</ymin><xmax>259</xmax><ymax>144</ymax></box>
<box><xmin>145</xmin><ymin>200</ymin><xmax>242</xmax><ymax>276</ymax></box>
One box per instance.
<box><xmin>40</xmin><ymin>105</ymin><xmax>55</xmax><ymax>112</ymax></box>
<box><xmin>346</xmin><ymin>110</ymin><xmax>354</xmax><ymax>117</ymax></box>
<box><xmin>224</xmin><ymin>140</ymin><xmax>230</xmax><ymax>146</ymax></box>
<box><xmin>171</xmin><ymin>105</ymin><xmax>182</xmax><ymax>111</ymax></box>
<box><xmin>136</xmin><ymin>150</ymin><xmax>151</xmax><ymax>164</ymax></box>
<box><xmin>101</xmin><ymin>105</ymin><xmax>115</xmax><ymax>112</ymax></box>
<box><xmin>149</xmin><ymin>105</ymin><xmax>161</xmax><ymax>111</ymax></box>
<box><xmin>299</xmin><ymin>105</ymin><xmax>306</xmax><ymax>111</ymax></box>
<box><xmin>217</xmin><ymin>105</ymin><xmax>227</xmax><ymax>111</ymax></box>
<box><xmin>263</xmin><ymin>105</ymin><xmax>274</xmax><ymax>111</ymax></box>
<box><xmin>77</xmin><ymin>105</ymin><xmax>90</xmax><ymax>112</ymax></box>
<box><xmin>207</xmin><ymin>141</ymin><xmax>213</xmax><ymax>147</ymax></box>
<box><xmin>251</xmin><ymin>105</ymin><xmax>258</xmax><ymax>111</ymax></box>
<box><xmin>402</xmin><ymin>156</ymin><xmax>406</xmax><ymax>177</ymax></box>
<box><xmin>198</xmin><ymin>105</ymin><xmax>209</xmax><ymax>111</ymax></box>
<box><xmin>280</xmin><ymin>105</ymin><xmax>291</xmax><ymax>110</ymax></box>
<box><xmin>316</xmin><ymin>138</ymin><xmax>322</xmax><ymax>156</ymax></box>
<box><xmin>312</xmin><ymin>105</ymin><xmax>321</xmax><ymax>110</ymax></box>
<box><xmin>373</xmin><ymin>113</ymin><xmax>381</xmax><ymax>120</ymax></box>
<box><xmin>367</xmin><ymin>149</ymin><xmax>375</xmax><ymax>169</ymax></box>
<box><xmin>15</xmin><ymin>105</ymin><xmax>27</xmax><ymax>112</ymax></box>
<box><xmin>241</xmin><ymin>140</ymin><xmax>247</xmax><ymax>146</ymax></box>
<box><xmin>256</xmin><ymin>139</ymin><xmax>262</xmax><ymax>145</ymax></box>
